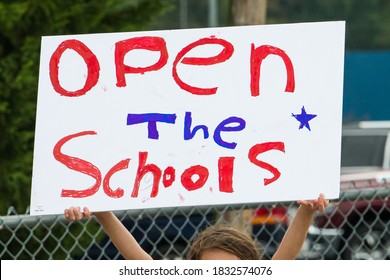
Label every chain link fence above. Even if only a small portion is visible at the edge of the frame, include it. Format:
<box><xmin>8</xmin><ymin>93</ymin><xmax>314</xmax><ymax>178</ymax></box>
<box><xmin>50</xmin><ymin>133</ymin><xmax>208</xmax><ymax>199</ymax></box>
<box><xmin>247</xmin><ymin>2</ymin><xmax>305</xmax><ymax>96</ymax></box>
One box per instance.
<box><xmin>1</xmin><ymin>180</ymin><xmax>389</xmax><ymax>260</ymax></box>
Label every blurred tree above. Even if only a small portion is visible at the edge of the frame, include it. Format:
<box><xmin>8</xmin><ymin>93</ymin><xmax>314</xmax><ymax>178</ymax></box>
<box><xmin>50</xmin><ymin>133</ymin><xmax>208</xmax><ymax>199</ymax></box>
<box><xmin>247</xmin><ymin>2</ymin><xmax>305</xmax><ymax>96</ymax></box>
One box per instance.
<box><xmin>230</xmin><ymin>0</ymin><xmax>267</xmax><ymax>25</ymax></box>
<box><xmin>0</xmin><ymin>0</ymin><xmax>172</xmax><ymax>215</ymax></box>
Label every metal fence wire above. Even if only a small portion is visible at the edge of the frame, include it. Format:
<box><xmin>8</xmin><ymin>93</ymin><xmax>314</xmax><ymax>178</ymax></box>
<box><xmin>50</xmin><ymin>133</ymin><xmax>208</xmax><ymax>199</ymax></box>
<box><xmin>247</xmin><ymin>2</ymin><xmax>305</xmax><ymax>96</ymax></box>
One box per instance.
<box><xmin>1</xmin><ymin>180</ymin><xmax>389</xmax><ymax>260</ymax></box>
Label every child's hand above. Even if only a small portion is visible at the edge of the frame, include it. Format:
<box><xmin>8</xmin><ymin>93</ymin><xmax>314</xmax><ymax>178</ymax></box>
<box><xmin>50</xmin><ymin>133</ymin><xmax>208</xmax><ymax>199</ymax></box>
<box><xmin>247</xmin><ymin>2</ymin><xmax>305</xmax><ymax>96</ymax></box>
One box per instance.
<box><xmin>64</xmin><ymin>206</ymin><xmax>92</xmax><ymax>222</ymax></box>
<box><xmin>297</xmin><ymin>193</ymin><xmax>329</xmax><ymax>213</ymax></box>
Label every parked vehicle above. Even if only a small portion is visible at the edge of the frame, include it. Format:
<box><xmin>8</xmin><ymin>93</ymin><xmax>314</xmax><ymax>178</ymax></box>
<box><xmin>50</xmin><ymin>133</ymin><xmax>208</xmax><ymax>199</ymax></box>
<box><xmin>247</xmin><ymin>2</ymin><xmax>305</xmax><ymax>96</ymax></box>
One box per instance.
<box><xmin>251</xmin><ymin>205</ymin><xmax>288</xmax><ymax>259</ymax></box>
<box><xmin>301</xmin><ymin>121</ymin><xmax>390</xmax><ymax>259</ymax></box>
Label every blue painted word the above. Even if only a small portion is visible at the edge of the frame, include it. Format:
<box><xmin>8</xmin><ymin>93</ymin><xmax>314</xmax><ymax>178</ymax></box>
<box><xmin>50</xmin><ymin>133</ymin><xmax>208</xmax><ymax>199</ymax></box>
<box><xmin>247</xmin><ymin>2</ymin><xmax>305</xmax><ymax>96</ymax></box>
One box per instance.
<box><xmin>126</xmin><ymin>111</ymin><xmax>246</xmax><ymax>149</ymax></box>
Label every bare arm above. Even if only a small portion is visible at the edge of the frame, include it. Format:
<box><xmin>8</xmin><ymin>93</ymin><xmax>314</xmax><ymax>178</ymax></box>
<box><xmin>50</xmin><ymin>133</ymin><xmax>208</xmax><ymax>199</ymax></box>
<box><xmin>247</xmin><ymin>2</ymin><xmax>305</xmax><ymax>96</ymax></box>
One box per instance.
<box><xmin>65</xmin><ymin>207</ymin><xmax>152</xmax><ymax>260</ymax></box>
<box><xmin>271</xmin><ymin>194</ymin><xmax>328</xmax><ymax>260</ymax></box>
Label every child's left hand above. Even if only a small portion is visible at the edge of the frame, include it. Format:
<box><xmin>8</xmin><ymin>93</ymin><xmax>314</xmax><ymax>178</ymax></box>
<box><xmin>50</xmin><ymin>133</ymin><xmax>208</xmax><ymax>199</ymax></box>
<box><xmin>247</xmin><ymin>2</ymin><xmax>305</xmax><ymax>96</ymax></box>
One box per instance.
<box><xmin>297</xmin><ymin>193</ymin><xmax>329</xmax><ymax>213</ymax></box>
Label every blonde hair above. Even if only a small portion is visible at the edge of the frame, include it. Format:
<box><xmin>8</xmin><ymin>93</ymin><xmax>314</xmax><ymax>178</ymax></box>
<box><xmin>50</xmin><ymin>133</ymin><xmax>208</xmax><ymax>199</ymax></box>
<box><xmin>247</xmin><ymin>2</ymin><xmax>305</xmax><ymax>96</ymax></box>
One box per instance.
<box><xmin>187</xmin><ymin>224</ymin><xmax>263</xmax><ymax>260</ymax></box>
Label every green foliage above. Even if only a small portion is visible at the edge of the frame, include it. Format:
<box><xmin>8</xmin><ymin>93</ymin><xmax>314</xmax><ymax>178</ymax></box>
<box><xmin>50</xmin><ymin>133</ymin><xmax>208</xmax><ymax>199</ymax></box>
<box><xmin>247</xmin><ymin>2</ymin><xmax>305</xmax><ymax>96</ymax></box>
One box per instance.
<box><xmin>0</xmin><ymin>214</ymin><xmax>106</xmax><ymax>259</ymax></box>
<box><xmin>0</xmin><ymin>0</ymin><xmax>172</xmax><ymax>215</ymax></box>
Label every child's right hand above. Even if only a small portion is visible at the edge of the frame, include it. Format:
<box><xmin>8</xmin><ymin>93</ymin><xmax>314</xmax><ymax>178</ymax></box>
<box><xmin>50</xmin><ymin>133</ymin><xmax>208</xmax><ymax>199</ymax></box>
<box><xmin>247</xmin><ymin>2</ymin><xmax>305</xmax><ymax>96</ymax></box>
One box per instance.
<box><xmin>64</xmin><ymin>206</ymin><xmax>92</xmax><ymax>222</ymax></box>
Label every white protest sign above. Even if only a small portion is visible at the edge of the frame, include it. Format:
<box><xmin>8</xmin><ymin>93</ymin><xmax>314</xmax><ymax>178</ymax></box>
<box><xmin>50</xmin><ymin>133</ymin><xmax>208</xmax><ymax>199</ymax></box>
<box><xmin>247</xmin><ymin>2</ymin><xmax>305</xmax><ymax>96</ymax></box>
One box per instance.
<box><xmin>31</xmin><ymin>21</ymin><xmax>345</xmax><ymax>215</ymax></box>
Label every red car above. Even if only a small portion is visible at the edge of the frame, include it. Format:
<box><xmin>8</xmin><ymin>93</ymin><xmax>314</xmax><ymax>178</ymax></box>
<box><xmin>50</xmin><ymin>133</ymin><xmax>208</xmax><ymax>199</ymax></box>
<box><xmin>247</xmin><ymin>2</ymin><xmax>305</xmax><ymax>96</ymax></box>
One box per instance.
<box><xmin>300</xmin><ymin>122</ymin><xmax>390</xmax><ymax>259</ymax></box>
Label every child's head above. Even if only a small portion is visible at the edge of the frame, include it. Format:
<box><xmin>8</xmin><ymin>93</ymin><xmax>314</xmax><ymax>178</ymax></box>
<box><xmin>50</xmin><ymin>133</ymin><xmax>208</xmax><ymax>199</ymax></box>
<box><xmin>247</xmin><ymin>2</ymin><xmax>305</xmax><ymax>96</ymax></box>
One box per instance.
<box><xmin>187</xmin><ymin>224</ymin><xmax>263</xmax><ymax>260</ymax></box>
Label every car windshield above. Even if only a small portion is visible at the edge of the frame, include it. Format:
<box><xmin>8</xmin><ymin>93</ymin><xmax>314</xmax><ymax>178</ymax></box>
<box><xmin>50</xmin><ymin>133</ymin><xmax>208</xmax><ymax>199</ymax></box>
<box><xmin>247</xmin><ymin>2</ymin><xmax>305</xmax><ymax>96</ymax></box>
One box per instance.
<box><xmin>341</xmin><ymin>135</ymin><xmax>386</xmax><ymax>167</ymax></box>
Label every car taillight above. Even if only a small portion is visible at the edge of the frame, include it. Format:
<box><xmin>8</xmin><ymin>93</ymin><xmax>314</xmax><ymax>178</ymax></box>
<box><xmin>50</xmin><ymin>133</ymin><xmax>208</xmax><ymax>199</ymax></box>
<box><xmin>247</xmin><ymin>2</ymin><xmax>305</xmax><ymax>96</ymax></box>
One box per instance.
<box><xmin>314</xmin><ymin>202</ymin><xmax>343</xmax><ymax>229</ymax></box>
<box><xmin>252</xmin><ymin>206</ymin><xmax>288</xmax><ymax>225</ymax></box>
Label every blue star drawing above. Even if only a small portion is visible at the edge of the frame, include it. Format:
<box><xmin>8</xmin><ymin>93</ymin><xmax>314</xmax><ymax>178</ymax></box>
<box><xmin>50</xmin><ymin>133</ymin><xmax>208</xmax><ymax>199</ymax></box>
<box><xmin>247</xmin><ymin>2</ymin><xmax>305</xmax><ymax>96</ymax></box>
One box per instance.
<box><xmin>292</xmin><ymin>106</ymin><xmax>317</xmax><ymax>131</ymax></box>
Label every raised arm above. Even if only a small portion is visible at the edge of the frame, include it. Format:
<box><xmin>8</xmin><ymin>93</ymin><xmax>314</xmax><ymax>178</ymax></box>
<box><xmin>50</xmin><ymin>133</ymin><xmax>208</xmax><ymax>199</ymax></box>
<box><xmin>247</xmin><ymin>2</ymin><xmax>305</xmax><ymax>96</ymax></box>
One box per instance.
<box><xmin>271</xmin><ymin>193</ymin><xmax>329</xmax><ymax>260</ymax></box>
<box><xmin>64</xmin><ymin>207</ymin><xmax>152</xmax><ymax>260</ymax></box>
